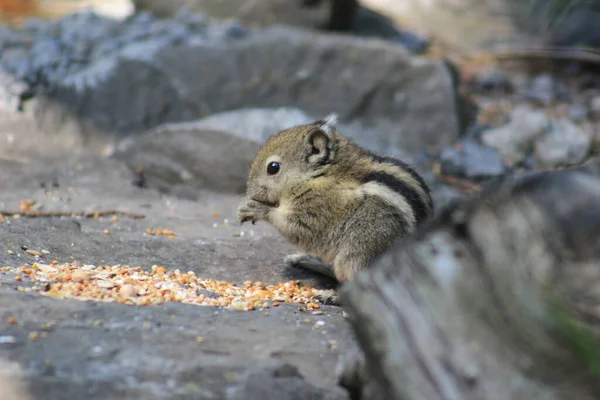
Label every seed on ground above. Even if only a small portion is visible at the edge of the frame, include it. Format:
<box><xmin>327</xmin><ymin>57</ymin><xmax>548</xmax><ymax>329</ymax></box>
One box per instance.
<box><xmin>0</xmin><ymin>261</ymin><xmax>326</xmax><ymax>312</ymax></box>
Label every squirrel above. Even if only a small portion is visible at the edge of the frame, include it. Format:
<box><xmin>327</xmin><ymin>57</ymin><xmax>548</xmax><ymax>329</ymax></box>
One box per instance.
<box><xmin>237</xmin><ymin>114</ymin><xmax>434</xmax><ymax>305</ymax></box>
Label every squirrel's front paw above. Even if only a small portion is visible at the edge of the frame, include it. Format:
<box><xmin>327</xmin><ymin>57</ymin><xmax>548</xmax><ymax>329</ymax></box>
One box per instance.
<box><xmin>237</xmin><ymin>199</ymin><xmax>271</xmax><ymax>225</ymax></box>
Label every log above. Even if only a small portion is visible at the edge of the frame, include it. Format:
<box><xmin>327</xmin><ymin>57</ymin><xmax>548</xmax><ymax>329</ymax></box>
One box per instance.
<box><xmin>338</xmin><ymin>157</ymin><xmax>600</xmax><ymax>400</ymax></box>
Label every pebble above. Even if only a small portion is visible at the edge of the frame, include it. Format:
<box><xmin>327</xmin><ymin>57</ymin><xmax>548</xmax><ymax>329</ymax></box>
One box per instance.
<box><xmin>524</xmin><ymin>73</ymin><xmax>569</xmax><ymax>105</ymax></box>
<box><xmin>569</xmin><ymin>103</ymin><xmax>589</xmax><ymax>122</ymax></box>
<box><xmin>482</xmin><ymin>104</ymin><xmax>549</xmax><ymax>163</ymax></box>
<box><xmin>534</xmin><ymin>119</ymin><xmax>592</xmax><ymax>167</ymax></box>
<box><xmin>440</xmin><ymin>139</ymin><xmax>506</xmax><ymax>180</ymax></box>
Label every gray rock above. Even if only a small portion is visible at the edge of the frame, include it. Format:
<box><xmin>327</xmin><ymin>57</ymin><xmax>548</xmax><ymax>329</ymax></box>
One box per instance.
<box><xmin>569</xmin><ymin>103</ymin><xmax>589</xmax><ymax>122</ymax></box>
<box><xmin>534</xmin><ymin>119</ymin><xmax>592</xmax><ymax>167</ymax></box>
<box><xmin>1</xmin><ymin>16</ymin><xmax>462</xmax><ymax>162</ymax></box>
<box><xmin>172</xmin><ymin>107</ymin><xmax>315</xmax><ymax>144</ymax></box>
<box><xmin>112</xmin><ymin>126</ymin><xmax>262</xmax><ymax>196</ymax></box>
<box><xmin>440</xmin><ymin>139</ymin><xmax>506</xmax><ymax>180</ymax></box>
<box><xmin>0</xmin><ymin>155</ymin><xmax>353</xmax><ymax>400</ymax></box>
<box><xmin>162</xmin><ymin>107</ymin><xmax>418</xmax><ymax>157</ymax></box>
<box><xmin>524</xmin><ymin>73</ymin><xmax>568</xmax><ymax>105</ymax></box>
<box><xmin>482</xmin><ymin>104</ymin><xmax>550</xmax><ymax>163</ymax></box>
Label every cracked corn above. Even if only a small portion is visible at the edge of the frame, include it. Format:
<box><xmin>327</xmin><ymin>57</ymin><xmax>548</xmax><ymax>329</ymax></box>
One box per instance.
<box><xmin>0</xmin><ymin>261</ymin><xmax>322</xmax><ymax>311</ymax></box>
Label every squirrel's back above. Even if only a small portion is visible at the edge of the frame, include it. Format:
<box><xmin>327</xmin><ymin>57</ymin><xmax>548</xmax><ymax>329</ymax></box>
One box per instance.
<box><xmin>326</xmin><ymin>135</ymin><xmax>434</xmax><ymax>230</ymax></box>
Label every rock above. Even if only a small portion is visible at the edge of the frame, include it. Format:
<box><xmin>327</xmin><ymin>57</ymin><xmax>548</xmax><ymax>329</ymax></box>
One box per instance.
<box><xmin>168</xmin><ymin>107</ymin><xmax>315</xmax><ymax>144</ymax></box>
<box><xmin>482</xmin><ymin>104</ymin><xmax>549</xmax><ymax>163</ymax></box>
<box><xmin>569</xmin><ymin>103</ymin><xmax>589</xmax><ymax>122</ymax></box>
<box><xmin>0</xmin><ymin>14</ymin><xmax>463</xmax><ymax>162</ymax></box>
<box><xmin>440</xmin><ymin>138</ymin><xmax>506</xmax><ymax>180</ymax></box>
<box><xmin>113</xmin><ymin>127</ymin><xmax>262</xmax><ymax>196</ymax></box>
<box><xmin>132</xmin><ymin>0</ymin><xmax>429</xmax><ymax>52</ymax></box>
<box><xmin>589</xmin><ymin>95</ymin><xmax>600</xmax><ymax>119</ymax></box>
<box><xmin>0</xmin><ymin>155</ymin><xmax>353</xmax><ymax>399</ymax></box>
<box><xmin>523</xmin><ymin>73</ymin><xmax>569</xmax><ymax>106</ymax></box>
<box><xmin>534</xmin><ymin>119</ymin><xmax>592</xmax><ymax>167</ymax></box>
<box><xmin>157</xmin><ymin>107</ymin><xmax>421</xmax><ymax>156</ymax></box>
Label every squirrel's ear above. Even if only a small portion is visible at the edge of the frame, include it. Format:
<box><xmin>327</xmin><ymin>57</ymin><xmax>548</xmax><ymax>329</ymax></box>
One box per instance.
<box><xmin>311</xmin><ymin>113</ymin><xmax>338</xmax><ymax>135</ymax></box>
<box><xmin>306</xmin><ymin>128</ymin><xmax>332</xmax><ymax>166</ymax></box>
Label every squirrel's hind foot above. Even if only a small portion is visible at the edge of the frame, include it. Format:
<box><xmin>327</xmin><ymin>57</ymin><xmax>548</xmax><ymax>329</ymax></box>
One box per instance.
<box><xmin>285</xmin><ymin>253</ymin><xmax>337</xmax><ymax>280</ymax></box>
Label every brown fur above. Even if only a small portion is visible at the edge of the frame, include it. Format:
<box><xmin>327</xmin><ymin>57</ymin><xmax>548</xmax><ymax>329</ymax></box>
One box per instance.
<box><xmin>238</xmin><ymin>116</ymin><xmax>433</xmax><ymax>304</ymax></box>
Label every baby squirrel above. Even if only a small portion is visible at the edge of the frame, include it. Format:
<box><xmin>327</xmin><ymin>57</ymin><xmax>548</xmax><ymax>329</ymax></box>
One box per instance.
<box><xmin>237</xmin><ymin>114</ymin><xmax>434</xmax><ymax>305</ymax></box>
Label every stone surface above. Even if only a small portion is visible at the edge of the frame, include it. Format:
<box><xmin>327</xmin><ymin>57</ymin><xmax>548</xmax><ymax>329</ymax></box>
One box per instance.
<box><xmin>482</xmin><ymin>104</ymin><xmax>550</xmax><ymax>163</ymax></box>
<box><xmin>0</xmin><ymin>13</ymin><xmax>463</xmax><ymax>161</ymax></box>
<box><xmin>113</xmin><ymin>126</ymin><xmax>262</xmax><ymax>197</ymax></box>
<box><xmin>440</xmin><ymin>138</ymin><xmax>506</xmax><ymax>180</ymax></box>
<box><xmin>174</xmin><ymin>107</ymin><xmax>428</xmax><ymax>158</ymax></box>
<box><xmin>534</xmin><ymin>119</ymin><xmax>592</xmax><ymax>167</ymax></box>
<box><xmin>0</xmin><ymin>155</ymin><xmax>353</xmax><ymax>400</ymax></box>
<box><xmin>153</xmin><ymin>107</ymin><xmax>315</xmax><ymax>145</ymax></box>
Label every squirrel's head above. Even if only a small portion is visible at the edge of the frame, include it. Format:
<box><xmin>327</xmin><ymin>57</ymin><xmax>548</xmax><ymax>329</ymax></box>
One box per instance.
<box><xmin>245</xmin><ymin>114</ymin><xmax>339</xmax><ymax>205</ymax></box>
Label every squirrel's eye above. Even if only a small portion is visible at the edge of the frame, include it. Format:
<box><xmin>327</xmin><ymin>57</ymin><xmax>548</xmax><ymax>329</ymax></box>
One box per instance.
<box><xmin>267</xmin><ymin>161</ymin><xmax>280</xmax><ymax>176</ymax></box>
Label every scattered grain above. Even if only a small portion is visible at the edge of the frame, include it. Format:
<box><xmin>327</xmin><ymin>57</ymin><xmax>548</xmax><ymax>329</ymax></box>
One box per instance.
<box><xmin>18</xmin><ymin>199</ymin><xmax>36</xmax><ymax>212</ymax></box>
<box><xmin>0</xmin><ymin>261</ymin><xmax>324</xmax><ymax>311</ymax></box>
<box><xmin>147</xmin><ymin>228</ymin><xmax>175</xmax><ymax>237</ymax></box>
<box><xmin>71</xmin><ymin>270</ymin><xmax>90</xmax><ymax>283</ymax></box>
<box><xmin>119</xmin><ymin>284</ymin><xmax>136</xmax><ymax>298</ymax></box>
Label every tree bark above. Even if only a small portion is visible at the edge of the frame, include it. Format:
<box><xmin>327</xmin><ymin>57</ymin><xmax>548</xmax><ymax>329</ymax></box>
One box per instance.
<box><xmin>338</xmin><ymin>157</ymin><xmax>600</xmax><ymax>400</ymax></box>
